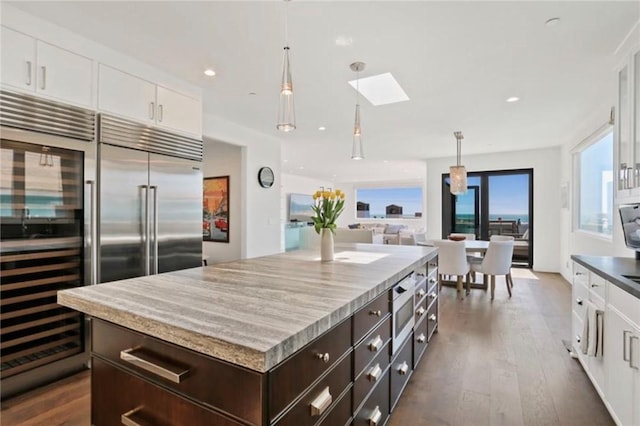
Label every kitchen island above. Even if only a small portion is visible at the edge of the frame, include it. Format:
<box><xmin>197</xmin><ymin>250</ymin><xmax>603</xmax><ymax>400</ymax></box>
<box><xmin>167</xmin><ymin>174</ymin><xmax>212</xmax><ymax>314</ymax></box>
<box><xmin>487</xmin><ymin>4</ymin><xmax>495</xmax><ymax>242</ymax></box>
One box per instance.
<box><xmin>58</xmin><ymin>243</ymin><xmax>439</xmax><ymax>426</ymax></box>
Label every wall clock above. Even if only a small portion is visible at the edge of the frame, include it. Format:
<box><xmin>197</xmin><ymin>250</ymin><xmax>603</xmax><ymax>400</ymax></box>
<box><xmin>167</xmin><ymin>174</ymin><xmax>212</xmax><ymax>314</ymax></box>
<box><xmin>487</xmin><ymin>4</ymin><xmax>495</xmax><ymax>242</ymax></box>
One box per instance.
<box><xmin>258</xmin><ymin>166</ymin><xmax>274</xmax><ymax>188</ymax></box>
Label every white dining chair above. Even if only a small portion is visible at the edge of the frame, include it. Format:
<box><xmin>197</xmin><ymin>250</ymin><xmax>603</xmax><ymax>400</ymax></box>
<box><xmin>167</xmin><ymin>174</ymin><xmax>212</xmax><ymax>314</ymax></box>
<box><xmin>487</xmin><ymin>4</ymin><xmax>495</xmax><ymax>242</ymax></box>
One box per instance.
<box><xmin>470</xmin><ymin>240</ymin><xmax>514</xmax><ymax>300</ymax></box>
<box><xmin>433</xmin><ymin>240</ymin><xmax>470</xmax><ymax>297</ymax></box>
<box><xmin>489</xmin><ymin>235</ymin><xmax>515</xmax><ymax>286</ymax></box>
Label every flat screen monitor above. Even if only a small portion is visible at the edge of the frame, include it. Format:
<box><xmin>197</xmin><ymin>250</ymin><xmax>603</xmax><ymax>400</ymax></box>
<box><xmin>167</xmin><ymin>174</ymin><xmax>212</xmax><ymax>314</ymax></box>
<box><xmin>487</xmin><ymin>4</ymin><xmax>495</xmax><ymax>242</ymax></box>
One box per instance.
<box><xmin>289</xmin><ymin>193</ymin><xmax>314</xmax><ymax>223</ymax></box>
<box><xmin>619</xmin><ymin>203</ymin><xmax>640</xmax><ymax>251</ymax></box>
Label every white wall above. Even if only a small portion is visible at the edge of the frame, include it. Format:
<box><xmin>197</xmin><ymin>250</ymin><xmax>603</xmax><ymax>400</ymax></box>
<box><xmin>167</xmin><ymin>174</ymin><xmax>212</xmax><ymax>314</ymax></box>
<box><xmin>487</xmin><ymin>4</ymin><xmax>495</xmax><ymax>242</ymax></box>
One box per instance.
<box><xmin>202</xmin><ymin>139</ymin><xmax>242</xmax><ymax>263</ymax></box>
<box><xmin>427</xmin><ymin>147</ymin><xmax>561</xmax><ymax>272</ymax></box>
<box><xmin>202</xmin><ymin>113</ymin><xmax>282</xmax><ymax>259</ymax></box>
<box><xmin>335</xmin><ymin>179</ymin><xmax>427</xmax><ymax>232</ymax></box>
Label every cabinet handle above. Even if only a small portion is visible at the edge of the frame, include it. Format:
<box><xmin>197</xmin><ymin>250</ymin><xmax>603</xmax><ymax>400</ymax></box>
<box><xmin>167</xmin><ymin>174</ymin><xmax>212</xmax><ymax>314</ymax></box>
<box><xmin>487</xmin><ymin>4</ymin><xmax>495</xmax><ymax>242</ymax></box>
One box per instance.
<box><xmin>310</xmin><ymin>386</ymin><xmax>332</xmax><ymax>416</ymax></box>
<box><xmin>417</xmin><ymin>333</ymin><xmax>426</xmax><ymax>343</ymax></box>
<box><xmin>627</xmin><ymin>166</ymin><xmax>634</xmax><ymax>189</ymax></box>
<box><xmin>40</xmin><ymin>66</ymin><xmax>46</xmax><ymax>90</ymax></box>
<box><xmin>397</xmin><ymin>361</ymin><xmax>409</xmax><ymax>375</ymax></box>
<box><xmin>624</xmin><ymin>330</ymin><xmax>632</xmax><ymax>362</ymax></box>
<box><xmin>368</xmin><ymin>406</ymin><xmax>382</xmax><ymax>426</ymax></box>
<box><xmin>630</xmin><ymin>336</ymin><xmax>639</xmax><ymax>369</ymax></box>
<box><xmin>576</xmin><ymin>335</ymin><xmax>581</xmax><ymax>343</ymax></box>
<box><xmin>429</xmin><ymin>278</ymin><xmax>437</xmax><ymax>285</ymax></box>
<box><xmin>149</xmin><ymin>102</ymin><xmax>155</xmax><ymax>120</ymax></box>
<box><xmin>591</xmin><ymin>283</ymin><xmax>599</xmax><ymax>288</ymax></box>
<box><xmin>158</xmin><ymin>104</ymin><xmax>163</xmax><ymax>122</ymax></box>
<box><xmin>429</xmin><ymin>263</ymin><xmax>437</xmax><ymax>267</ymax></box>
<box><xmin>620</xmin><ymin>163</ymin><xmax>628</xmax><ymax>189</ymax></box>
<box><xmin>416</xmin><ymin>306</ymin><xmax>426</xmax><ymax>317</ymax></box>
<box><xmin>25</xmin><ymin>61</ymin><xmax>32</xmax><ymax>86</ymax></box>
<box><xmin>369</xmin><ymin>309</ymin><xmax>382</xmax><ymax>317</ymax></box>
<box><xmin>575</xmin><ymin>271</ymin><xmax>584</xmax><ymax>276</ymax></box>
<box><xmin>428</xmin><ymin>314</ymin><xmax>437</xmax><ymax>322</ymax></box>
<box><xmin>575</xmin><ymin>298</ymin><xmax>583</xmax><ymax>306</ymax></box>
<box><xmin>367</xmin><ymin>363</ymin><xmax>382</xmax><ymax>382</ymax></box>
<box><xmin>120</xmin><ymin>348</ymin><xmax>189</xmax><ymax>384</ymax></box>
<box><xmin>121</xmin><ymin>406</ymin><xmax>145</xmax><ymax>426</ymax></box>
<box><xmin>428</xmin><ymin>291</ymin><xmax>437</xmax><ymax>300</ymax></box>
<box><xmin>368</xmin><ymin>335</ymin><xmax>383</xmax><ymax>352</ymax></box>
<box><xmin>316</xmin><ymin>352</ymin><xmax>330</xmax><ymax>363</ymax></box>
<box><xmin>417</xmin><ymin>289</ymin><xmax>426</xmax><ymax>298</ymax></box>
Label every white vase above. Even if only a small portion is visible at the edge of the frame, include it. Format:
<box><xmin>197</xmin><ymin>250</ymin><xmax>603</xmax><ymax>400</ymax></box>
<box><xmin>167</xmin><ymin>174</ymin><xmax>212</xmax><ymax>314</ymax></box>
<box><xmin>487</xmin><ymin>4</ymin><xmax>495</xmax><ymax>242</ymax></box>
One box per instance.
<box><xmin>320</xmin><ymin>228</ymin><xmax>334</xmax><ymax>262</ymax></box>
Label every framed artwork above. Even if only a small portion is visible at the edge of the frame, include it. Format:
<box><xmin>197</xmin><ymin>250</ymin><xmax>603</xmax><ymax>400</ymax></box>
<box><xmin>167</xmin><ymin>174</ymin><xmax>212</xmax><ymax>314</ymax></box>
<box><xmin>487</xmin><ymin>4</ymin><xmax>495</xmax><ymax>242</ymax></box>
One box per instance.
<box><xmin>203</xmin><ymin>176</ymin><xmax>229</xmax><ymax>243</ymax></box>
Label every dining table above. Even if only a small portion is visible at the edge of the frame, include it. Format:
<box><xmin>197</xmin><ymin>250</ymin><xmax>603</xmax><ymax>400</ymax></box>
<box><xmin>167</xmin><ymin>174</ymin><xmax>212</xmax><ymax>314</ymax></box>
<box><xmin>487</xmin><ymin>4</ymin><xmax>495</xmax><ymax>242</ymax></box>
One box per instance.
<box><xmin>417</xmin><ymin>239</ymin><xmax>490</xmax><ymax>290</ymax></box>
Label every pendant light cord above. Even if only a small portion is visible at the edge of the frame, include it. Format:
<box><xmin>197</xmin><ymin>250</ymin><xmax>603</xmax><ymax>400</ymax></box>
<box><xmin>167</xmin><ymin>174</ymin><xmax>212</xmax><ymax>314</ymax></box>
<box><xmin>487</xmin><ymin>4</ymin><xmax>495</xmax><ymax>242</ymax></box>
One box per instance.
<box><xmin>284</xmin><ymin>0</ymin><xmax>289</xmax><ymax>47</ymax></box>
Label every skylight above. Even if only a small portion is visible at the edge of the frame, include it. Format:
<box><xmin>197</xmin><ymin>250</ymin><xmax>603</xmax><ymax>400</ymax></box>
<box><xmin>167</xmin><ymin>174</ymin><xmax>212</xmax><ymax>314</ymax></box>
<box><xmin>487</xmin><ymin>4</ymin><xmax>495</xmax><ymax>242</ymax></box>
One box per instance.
<box><xmin>348</xmin><ymin>72</ymin><xmax>409</xmax><ymax>106</ymax></box>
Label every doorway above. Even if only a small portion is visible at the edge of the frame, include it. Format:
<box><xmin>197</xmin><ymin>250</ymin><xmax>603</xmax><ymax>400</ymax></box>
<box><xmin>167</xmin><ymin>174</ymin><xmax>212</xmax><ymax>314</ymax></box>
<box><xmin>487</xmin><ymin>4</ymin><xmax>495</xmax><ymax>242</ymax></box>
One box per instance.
<box><xmin>442</xmin><ymin>169</ymin><xmax>533</xmax><ymax>268</ymax></box>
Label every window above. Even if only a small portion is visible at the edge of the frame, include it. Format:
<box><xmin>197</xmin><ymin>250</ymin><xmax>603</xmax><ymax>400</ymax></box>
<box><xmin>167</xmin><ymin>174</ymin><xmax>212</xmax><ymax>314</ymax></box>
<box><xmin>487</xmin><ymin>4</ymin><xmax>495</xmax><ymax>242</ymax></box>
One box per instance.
<box><xmin>355</xmin><ymin>186</ymin><xmax>423</xmax><ymax>219</ymax></box>
<box><xmin>576</xmin><ymin>131</ymin><xmax>613</xmax><ymax>235</ymax></box>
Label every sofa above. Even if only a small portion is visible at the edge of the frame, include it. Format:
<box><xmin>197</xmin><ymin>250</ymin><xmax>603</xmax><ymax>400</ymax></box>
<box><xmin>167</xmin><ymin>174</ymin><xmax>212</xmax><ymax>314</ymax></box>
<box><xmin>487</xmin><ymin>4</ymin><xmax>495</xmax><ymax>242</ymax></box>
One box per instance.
<box><xmin>299</xmin><ymin>227</ymin><xmax>379</xmax><ymax>249</ymax></box>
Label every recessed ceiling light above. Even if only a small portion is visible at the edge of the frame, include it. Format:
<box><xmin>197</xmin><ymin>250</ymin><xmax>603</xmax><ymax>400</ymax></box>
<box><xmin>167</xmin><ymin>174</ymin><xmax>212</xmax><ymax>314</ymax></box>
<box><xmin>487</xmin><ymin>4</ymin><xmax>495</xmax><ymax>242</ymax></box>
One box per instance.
<box><xmin>283</xmin><ymin>159</ymin><xmax>288</xmax><ymax>163</ymax></box>
<box><xmin>506</xmin><ymin>96</ymin><xmax>520</xmax><ymax>103</ymax></box>
<box><xmin>204</xmin><ymin>69</ymin><xmax>216</xmax><ymax>77</ymax></box>
<box><xmin>335</xmin><ymin>36</ymin><xmax>353</xmax><ymax>46</ymax></box>
<box><xmin>383</xmin><ymin>160</ymin><xmax>389</xmax><ymax>163</ymax></box>
<box><xmin>298</xmin><ymin>166</ymin><xmax>304</xmax><ymax>170</ymax></box>
<box><xmin>348</xmin><ymin>72</ymin><xmax>409</xmax><ymax>106</ymax></box>
<box><xmin>318</xmin><ymin>126</ymin><xmax>326</xmax><ymax>131</ymax></box>
<box><xmin>545</xmin><ymin>17</ymin><xmax>560</xmax><ymax>27</ymax></box>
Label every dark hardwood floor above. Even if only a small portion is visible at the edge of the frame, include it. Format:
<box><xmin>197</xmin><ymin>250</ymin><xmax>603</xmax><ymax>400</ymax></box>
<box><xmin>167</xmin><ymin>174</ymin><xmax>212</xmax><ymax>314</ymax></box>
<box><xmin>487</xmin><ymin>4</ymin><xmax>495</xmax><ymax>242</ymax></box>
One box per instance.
<box><xmin>1</xmin><ymin>270</ymin><xmax>613</xmax><ymax>426</ymax></box>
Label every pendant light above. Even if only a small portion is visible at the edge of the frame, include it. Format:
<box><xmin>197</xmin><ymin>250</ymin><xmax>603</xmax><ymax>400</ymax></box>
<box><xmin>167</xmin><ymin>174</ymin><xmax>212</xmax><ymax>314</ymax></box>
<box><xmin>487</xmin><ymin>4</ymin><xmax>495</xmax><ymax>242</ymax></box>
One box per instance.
<box><xmin>277</xmin><ymin>0</ymin><xmax>296</xmax><ymax>132</ymax></box>
<box><xmin>449</xmin><ymin>131</ymin><xmax>467</xmax><ymax>194</ymax></box>
<box><xmin>350</xmin><ymin>62</ymin><xmax>365</xmax><ymax>160</ymax></box>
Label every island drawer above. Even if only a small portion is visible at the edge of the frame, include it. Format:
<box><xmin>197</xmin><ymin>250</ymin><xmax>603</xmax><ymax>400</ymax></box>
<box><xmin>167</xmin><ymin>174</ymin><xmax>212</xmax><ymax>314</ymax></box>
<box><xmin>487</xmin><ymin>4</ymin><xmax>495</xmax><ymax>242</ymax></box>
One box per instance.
<box><xmin>414</xmin><ymin>294</ymin><xmax>428</xmax><ymax>324</ymax></box>
<box><xmin>273</xmin><ymin>351</ymin><xmax>352</xmax><ymax>426</ymax></box>
<box><xmin>390</xmin><ymin>335</ymin><xmax>413</xmax><ymax>411</ymax></box>
<box><xmin>269</xmin><ymin>318</ymin><xmax>351</xmax><ymax>422</ymax></box>
<box><xmin>354</xmin><ymin>314</ymin><xmax>391</xmax><ymax>376</ymax></box>
<box><xmin>92</xmin><ymin>358</ymin><xmax>242</xmax><ymax>426</ymax></box>
<box><xmin>413</xmin><ymin>315</ymin><xmax>428</xmax><ymax>368</ymax></box>
<box><xmin>427</xmin><ymin>257</ymin><xmax>438</xmax><ymax>276</ymax></box>
<box><xmin>414</xmin><ymin>273</ymin><xmax>428</xmax><ymax>306</ymax></box>
<box><xmin>353</xmin><ymin>366</ymin><xmax>390</xmax><ymax>426</ymax></box>
<box><xmin>353</xmin><ymin>291</ymin><xmax>390</xmax><ymax>345</ymax></box>
<box><xmin>427</xmin><ymin>299</ymin><xmax>438</xmax><ymax>341</ymax></box>
<box><xmin>353</xmin><ymin>340</ymin><xmax>390</xmax><ymax>412</ymax></box>
<box><xmin>91</xmin><ymin>319</ymin><xmax>263</xmax><ymax>426</ymax></box>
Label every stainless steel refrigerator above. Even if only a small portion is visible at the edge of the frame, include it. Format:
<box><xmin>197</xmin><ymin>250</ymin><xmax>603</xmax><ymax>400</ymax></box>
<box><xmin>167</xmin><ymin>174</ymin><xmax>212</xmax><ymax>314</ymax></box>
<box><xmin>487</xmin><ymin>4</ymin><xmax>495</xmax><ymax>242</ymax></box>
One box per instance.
<box><xmin>97</xmin><ymin>115</ymin><xmax>203</xmax><ymax>284</ymax></box>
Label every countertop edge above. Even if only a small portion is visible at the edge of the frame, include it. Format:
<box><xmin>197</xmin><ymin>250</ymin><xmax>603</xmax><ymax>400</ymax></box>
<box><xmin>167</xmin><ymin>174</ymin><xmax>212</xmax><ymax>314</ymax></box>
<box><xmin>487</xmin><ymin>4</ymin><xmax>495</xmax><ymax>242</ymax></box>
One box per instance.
<box><xmin>570</xmin><ymin>255</ymin><xmax>640</xmax><ymax>299</ymax></box>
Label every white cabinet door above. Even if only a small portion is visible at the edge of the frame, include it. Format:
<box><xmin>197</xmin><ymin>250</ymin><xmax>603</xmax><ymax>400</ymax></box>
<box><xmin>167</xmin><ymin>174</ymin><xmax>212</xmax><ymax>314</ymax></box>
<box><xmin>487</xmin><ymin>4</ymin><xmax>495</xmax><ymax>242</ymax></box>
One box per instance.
<box><xmin>156</xmin><ymin>86</ymin><xmax>202</xmax><ymax>136</ymax></box>
<box><xmin>605</xmin><ymin>307</ymin><xmax>636</xmax><ymax>426</ymax></box>
<box><xmin>1</xmin><ymin>26</ymin><xmax>36</xmax><ymax>91</ymax></box>
<box><xmin>98</xmin><ymin>64</ymin><xmax>156</xmax><ymax>124</ymax></box>
<box><xmin>36</xmin><ymin>41</ymin><xmax>93</xmax><ymax>107</ymax></box>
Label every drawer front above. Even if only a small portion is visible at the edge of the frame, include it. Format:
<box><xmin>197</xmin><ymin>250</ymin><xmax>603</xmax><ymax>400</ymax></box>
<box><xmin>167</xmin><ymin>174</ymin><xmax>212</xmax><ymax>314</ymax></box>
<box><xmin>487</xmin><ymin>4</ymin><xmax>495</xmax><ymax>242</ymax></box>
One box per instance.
<box><xmin>353</xmin><ymin>367</ymin><xmax>390</xmax><ymax>426</ymax></box>
<box><xmin>353</xmin><ymin>340</ymin><xmax>391</xmax><ymax>412</ymax></box>
<box><xmin>573</xmin><ymin>263</ymin><xmax>589</xmax><ymax>288</ymax></box>
<box><xmin>414</xmin><ymin>294</ymin><xmax>428</xmax><ymax>324</ymax></box>
<box><xmin>427</xmin><ymin>257</ymin><xmax>438</xmax><ymax>276</ymax></box>
<box><xmin>269</xmin><ymin>318</ymin><xmax>351</xmax><ymax>421</ymax></box>
<box><xmin>572</xmin><ymin>311</ymin><xmax>585</xmax><ymax>364</ymax></box>
<box><xmin>353</xmin><ymin>292</ymin><xmax>390</xmax><ymax>345</ymax></box>
<box><xmin>426</xmin><ymin>298</ymin><xmax>438</xmax><ymax>341</ymax></box>
<box><xmin>589</xmin><ymin>273</ymin><xmax>606</xmax><ymax>300</ymax></box>
<box><xmin>427</xmin><ymin>271</ymin><xmax>438</xmax><ymax>294</ymax></box>
<box><xmin>608</xmin><ymin>281</ymin><xmax>640</xmax><ymax>327</ymax></box>
<box><xmin>317</xmin><ymin>387</ymin><xmax>352</xmax><ymax>426</ymax></box>
<box><xmin>414</xmin><ymin>274</ymin><xmax>428</xmax><ymax>306</ymax></box>
<box><xmin>274</xmin><ymin>352</ymin><xmax>352</xmax><ymax>426</ymax></box>
<box><xmin>390</xmin><ymin>335</ymin><xmax>413</xmax><ymax>411</ymax></box>
<box><xmin>92</xmin><ymin>319</ymin><xmax>263</xmax><ymax>425</ymax></box>
<box><xmin>413</xmin><ymin>316</ymin><xmax>428</xmax><ymax>368</ymax></box>
<box><xmin>92</xmin><ymin>358</ymin><xmax>241</xmax><ymax>426</ymax></box>
<box><xmin>354</xmin><ymin>315</ymin><xmax>391</xmax><ymax>376</ymax></box>
<box><xmin>573</xmin><ymin>281</ymin><xmax>589</xmax><ymax>322</ymax></box>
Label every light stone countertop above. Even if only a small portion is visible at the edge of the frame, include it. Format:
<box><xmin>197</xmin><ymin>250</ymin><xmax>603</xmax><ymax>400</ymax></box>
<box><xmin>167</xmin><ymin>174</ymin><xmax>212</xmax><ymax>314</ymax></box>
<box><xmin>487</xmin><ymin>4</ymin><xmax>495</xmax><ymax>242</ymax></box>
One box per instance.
<box><xmin>58</xmin><ymin>243</ymin><xmax>437</xmax><ymax>372</ymax></box>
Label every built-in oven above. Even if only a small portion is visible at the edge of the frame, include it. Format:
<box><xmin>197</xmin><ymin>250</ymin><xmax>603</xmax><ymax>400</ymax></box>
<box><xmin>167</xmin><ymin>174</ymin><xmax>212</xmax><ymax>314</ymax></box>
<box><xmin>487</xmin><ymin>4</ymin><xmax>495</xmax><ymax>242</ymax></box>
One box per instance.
<box><xmin>392</xmin><ymin>272</ymin><xmax>416</xmax><ymax>354</ymax></box>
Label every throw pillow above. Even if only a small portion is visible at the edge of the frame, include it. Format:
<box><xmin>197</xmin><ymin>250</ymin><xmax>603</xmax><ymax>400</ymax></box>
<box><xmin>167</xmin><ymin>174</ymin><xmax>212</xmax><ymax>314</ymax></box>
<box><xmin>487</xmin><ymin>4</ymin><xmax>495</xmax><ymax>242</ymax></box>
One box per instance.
<box><xmin>385</xmin><ymin>224</ymin><xmax>404</xmax><ymax>234</ymax></box>
<box><xmin>348</xmin><ymin>223</ymin><xmax>360</xmax><ymax>229</ymax></box>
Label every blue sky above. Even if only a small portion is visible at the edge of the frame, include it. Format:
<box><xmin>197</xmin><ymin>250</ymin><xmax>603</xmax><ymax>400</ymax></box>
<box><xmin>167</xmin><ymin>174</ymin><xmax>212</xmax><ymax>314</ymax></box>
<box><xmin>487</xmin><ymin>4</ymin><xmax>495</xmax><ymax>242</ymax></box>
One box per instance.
<box><xmin>456</xmin><ymin>174</ymin><xmax>529</xmax><ymax>216</ymax></box>
<box><xmin>356</xmin><ymin>187</ymin><xmax>422</xmax><ymax>215</ymax></box>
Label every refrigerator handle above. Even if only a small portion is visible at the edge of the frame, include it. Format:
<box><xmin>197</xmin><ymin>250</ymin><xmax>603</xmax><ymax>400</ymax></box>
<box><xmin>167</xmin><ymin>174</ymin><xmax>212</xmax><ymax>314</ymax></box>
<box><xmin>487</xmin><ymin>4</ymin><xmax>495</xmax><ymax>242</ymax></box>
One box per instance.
<box><xmin>151</xmin><ymin>185</ymin><xmax>159</xmax><ymax>275</ymax></box>
<box><xmin>142</xmin><ymin>185</ymin><xmax>150</xmax><ymax>276</ymax></box>
<box><xmin>87</xmin><ymin>180</ymin><xmax>97</xmax><ymax>285</ymax></box>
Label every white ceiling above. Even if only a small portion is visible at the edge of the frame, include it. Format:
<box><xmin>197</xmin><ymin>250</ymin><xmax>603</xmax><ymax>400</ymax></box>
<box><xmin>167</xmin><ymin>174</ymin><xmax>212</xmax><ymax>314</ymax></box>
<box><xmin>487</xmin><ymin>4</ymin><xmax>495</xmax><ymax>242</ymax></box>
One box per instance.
<box><xmin>8</xmin><ymin>1</ymin><xmax>639</xmax><ymax>182</ymax></box>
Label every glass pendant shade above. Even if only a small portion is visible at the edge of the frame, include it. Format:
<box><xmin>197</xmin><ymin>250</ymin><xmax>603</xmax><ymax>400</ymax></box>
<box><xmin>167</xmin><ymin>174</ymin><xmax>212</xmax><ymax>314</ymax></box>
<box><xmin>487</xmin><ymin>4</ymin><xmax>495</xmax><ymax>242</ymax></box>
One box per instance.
<box><xmin>449</xmin><ymin>165</ymin><xmax>467</xmax><ymax>195</ymax></box>
<box><xmin>277</xmin><ymin>46</ymin><xmax>296</xmax><ymax>132</ymax></box>
<box><xmin>351</xmin><ymin>104</ymin><xmax>364</xmax><ymax>160</ymax></box>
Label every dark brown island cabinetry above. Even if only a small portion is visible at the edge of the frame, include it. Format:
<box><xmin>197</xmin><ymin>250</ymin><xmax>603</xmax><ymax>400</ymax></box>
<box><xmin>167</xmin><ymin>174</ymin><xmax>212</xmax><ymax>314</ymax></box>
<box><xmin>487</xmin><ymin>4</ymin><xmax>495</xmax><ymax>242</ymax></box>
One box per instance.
<box><xmin>67</xmin><ymin>247</ymin><xmax>439</xmax><ymax>426</ymax></box>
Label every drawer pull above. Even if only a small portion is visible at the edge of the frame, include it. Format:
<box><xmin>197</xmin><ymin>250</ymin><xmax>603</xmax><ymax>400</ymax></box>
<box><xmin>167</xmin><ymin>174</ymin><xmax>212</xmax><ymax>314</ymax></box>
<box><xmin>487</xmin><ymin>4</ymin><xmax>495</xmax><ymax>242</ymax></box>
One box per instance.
<box><xmin>369</xmin><ymin>309</ymin><xmax>382</xmax><ymax>317</ymax></box>
<box><xmin>120</xmin><ymin>348</ymin><xmax>189</xmax><ymax>384</ymax></box>
<box><xmin>429</xmin><ymin>263</ymin><xmax>437</xmax><ymax>267</ymax></box>
<box><xmin>630</xmin><ymin>336</ymin><xmax>639</xmax><ymax>370</ymax></box>
<box><xmin>368</xmin><ymin>335</ymin><xmax>383</xmax><ymax>352</ymax></box>
<box><xmin>591</xmin><ymin>283</ymin><xmax>599</xmax><ymax>288</ymax></box>
<box><xmin>416</xmin><ymin>306</ymin><xmax>426</xmax><ymax>317</ymax></box>
<box><xmin>316</xmin><ymin>352</ymin><xmax>330</xmax><ymax>363</ymax></box>
<box><xmin>417</xmin><ymin>289</ymin><xmax>426</xmax><ymax>298</ymax></box>
<box><xmin>310</xmin><ymin>386</ymin><xmax>332</xmax><ymax>416</ymax></box>
<box><xmin>428</xmin><ymin>314</ymin><xmax>437</xmax><ymax>322</ymax></box>
<box><xmin>121</xmin><ymin>406</ymin><xmax>145</xmax><ymax>426</ymax></box>
<box><xmin>624</xmin><ymin>330</ymin><xmax>632</xmax><ymax>362</ymax></box>
<box><xmin>429</xmin><ymin>278</ymin><xmax>437</xmax><ymax>285</ymax></box>
<box><xmin>369</xmin><ymin>406</ymin><xmax>382</xmax><ymax>426</ymax></box>
<box><xmin>576</xmin><ymin>335</ymin><xmax>581</xmax><ymax>343</ymax></box>
<box><xmin>397</xmin><ymin>361</ymin><xmax>409</xmax><ymax>375</ymax></box>
<box><xmin>417</xmin><ymin>333</ymin><xmax>426</xmax><ymax>343</ymax></box>
<box><xmin>575</xmin><ymin>271</ymin><xmax>584</xmax><ymax>276</ymax></box>
<box><xmin>367</xmin><ymin>363</ymin><xmax>382</xmax><ymax>382</ymax></box>
<box><xmin>575</xmin><ymin>298</ymin><xmax>583</xmax><ymax>306</ymax></box>
<box><xmin>428</xmin><ymin>292</ymin><xmax>437</xmax><ymax>299</ymax></box>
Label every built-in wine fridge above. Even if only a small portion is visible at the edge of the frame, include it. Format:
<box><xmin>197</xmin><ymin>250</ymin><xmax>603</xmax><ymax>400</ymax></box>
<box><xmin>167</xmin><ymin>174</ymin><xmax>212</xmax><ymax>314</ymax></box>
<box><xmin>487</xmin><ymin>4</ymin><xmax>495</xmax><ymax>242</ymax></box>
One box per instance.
<box><xmin>0</xmin><ymin>90</ymin><xmax>96</xmax><ymax>399</ymax></box>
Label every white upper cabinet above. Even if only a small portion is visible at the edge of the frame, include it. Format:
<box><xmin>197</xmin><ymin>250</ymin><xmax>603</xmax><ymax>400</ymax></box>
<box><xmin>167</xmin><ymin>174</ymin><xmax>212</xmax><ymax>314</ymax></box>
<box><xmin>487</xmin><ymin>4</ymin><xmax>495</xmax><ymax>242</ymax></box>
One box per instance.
<box><xmin>0</xmin><ymin>26</ymin><xmax>93</xmax><ymax>107</ymax></box>
<box><xmin>616</xmin><ymin>46</ymin><xmax>640</xmax><ymax>199</ymax></box>
<box><xmin>98</xmin><ymin>65</ymin><xmax>201</xmax><ymax>137</ymax></box>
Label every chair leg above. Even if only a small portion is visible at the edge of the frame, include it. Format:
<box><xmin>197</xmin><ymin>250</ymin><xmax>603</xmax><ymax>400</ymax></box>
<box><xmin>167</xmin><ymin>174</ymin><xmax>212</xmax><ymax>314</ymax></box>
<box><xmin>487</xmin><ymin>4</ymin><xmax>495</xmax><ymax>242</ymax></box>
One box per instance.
<box><xmin>507</xmin><ymin>273</ymin><xmax>514</xmax><ymax>289</ymax></box>
<box><xmin>491</xmin><ymin>275</ymin><xmax>496</xmax><ymax>299</ymax></box>
<box><xmin>465</xmin><ymin>273</ymin><xmax>471</xmax><ymax>295</ymax></box>
<box><xmin>505</xmin><ymin>275</ymin><xmax>512</xmax><ymax>298</ymax></box>
<box><xmin>456</xmin><ymin>276</ymin><xmax>463</xmax><ymax>299</ymax></box>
